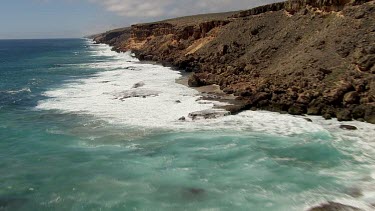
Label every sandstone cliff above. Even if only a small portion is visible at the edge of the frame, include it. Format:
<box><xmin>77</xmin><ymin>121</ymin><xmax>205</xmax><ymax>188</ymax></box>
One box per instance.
<box><xmin>93</xmin><ymin>0</ymin><xmax>375</xmax><ymax>123</ymax></box>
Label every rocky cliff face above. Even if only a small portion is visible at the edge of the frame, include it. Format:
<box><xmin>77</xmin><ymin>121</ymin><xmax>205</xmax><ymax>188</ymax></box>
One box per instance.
<box><xmin>93</xmin><ymin>0</ymin><xmax>375</xmax><ymax>123</ymax></box>
<box><xmin>92</xmin><ymin>27</ymin><xmax>131</xmax><ymax>51</ymax></box>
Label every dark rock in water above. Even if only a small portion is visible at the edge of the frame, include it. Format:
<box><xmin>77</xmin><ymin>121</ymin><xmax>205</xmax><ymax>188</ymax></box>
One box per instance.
<box><xmin>114</xmin><ymin>89</ymin><xmax>160</xmax><ymax>100</ymax></box>
<box><xmin>100</xmin><ymin>81</ymin><xmax>111</xmax><ymax>83</ymax></box>
<box><xmin>340</xmin><ymin>125</ymin><xmax>358</xmax><ymax>130</ymax></box>
<box><xmin>304</xmin><ymin>118</ymin><xmax>313</xmax><ymax>122</ymax></box>
<box><xmin>201</xmin><ymin>93</ymin><xmax>221</xmax><ymax>100</ymax></box>
<box><xmin>188</xmin><ymin>109</ymin><xmax>230</xmax><ymax>120</ymax></box>
<box><xmin>175</xmin><ymin>100</ymin><xmax>181</xmax><ymax>103</ymax></box>
<box><xmin>307</xmin><ymin>201</ymin><xmax>362</xmax><ymax>211</ymax></box>
<box><xmin>182</xmin><ymin>187</ymin><xmax>206</xmax><ymax>199</ymax></box>
<box><xmin>188</xmin><ymin>188</ymin><xmax>205</xmax><ymax>195</ymax></box>
<box><xmin>132</xmin><ymin>81</ymin><xmax>145</xmax><ymax>88</ymax></box>
<box><xmin>0</xmin><ymin>197</ymin><xmax>28</xmax><ymax>210</ymax></box>
<box><xmin>178</xmin><ymin>116</ymin><xmax>186</xmax><ymax>121</ymax></box>
<box><xmin>345</xmin><ymin>187</ymin><xmax>363</xmax><ymax>198</ymax></box>
<box><xmin>124</xmin><ymin>66</ymin><xmax>136</xmax><ymax>70</ymax></box>
<box><xmin>220</xmin><ymin>104</ymin><xmax>246</xmax><ymax>115</ymax></box>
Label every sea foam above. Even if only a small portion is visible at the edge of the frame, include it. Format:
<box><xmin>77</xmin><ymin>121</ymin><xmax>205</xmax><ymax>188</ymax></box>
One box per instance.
<box><xmin>36</xmin><ymin>42</ymin><xmax>216</xmax><ymax>128</ymax></box>
<box><xmin>36</xmin><ymin>42</ymin><xmax>327</xmax><ymax>136</ymax></box>
<box><xmin>36</xmin><ymin>41</ymin><xmax>375</xmax><ymax>138</ymax></box>
<box><xmin>36</xmin><ymin>43</ymin><xmax>375</xmax><ymax>199</ymax></box>
<box><xmin>36</xmin><ymin>40</ymin><xmax>375</xmax><ymax>210</ymax></box>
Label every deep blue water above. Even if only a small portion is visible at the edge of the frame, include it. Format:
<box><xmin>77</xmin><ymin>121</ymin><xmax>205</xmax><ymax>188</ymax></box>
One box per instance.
<box><xmin>0</xmin><ymin>39</ymin><xmax>374</xmax><ymax>211</ymax></box>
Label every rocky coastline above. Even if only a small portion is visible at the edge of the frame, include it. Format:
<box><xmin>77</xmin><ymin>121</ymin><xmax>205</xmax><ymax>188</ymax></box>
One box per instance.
<box><xmin>90</xmin><ymin>0</ymin><xmax>375</xmax><ymax>124</ymax></box>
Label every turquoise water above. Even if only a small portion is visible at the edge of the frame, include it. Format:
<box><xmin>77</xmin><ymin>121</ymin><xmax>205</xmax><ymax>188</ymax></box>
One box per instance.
<box><xmin>1</xmin><ymin>39</ymin><xmax>375</xmax><ymax>211</ymax></box>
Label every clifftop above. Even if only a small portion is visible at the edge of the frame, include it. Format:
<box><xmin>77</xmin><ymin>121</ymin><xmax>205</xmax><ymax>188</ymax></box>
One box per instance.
<box><xmin>92</xmin><ymin>0</ymin><xmax>375</xmax><ymax>124</ymax></box>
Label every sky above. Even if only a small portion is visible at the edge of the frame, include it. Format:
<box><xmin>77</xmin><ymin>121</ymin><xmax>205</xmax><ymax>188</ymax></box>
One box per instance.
<box><xmin>0</xmin><ymin>0</ymin><xmax>279</xmax><ymax>39</ymax></box>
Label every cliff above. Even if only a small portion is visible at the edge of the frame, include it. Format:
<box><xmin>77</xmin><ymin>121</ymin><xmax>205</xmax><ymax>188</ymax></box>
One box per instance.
<box><xmin>92</xmin><ymin>0</ymin><xmax>375</xmax><ymax>124</ymax></box>
<box><xmin>91</xmin><ymin>27</ymin><xmax>131</xmax><ymax>49</ymax></box>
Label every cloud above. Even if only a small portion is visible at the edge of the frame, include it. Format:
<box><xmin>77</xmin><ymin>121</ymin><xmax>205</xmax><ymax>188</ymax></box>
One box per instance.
<box><xmin>89</xmin><ymin>0</ymin><xmax>280</xmax><ymax>17</ymax></box>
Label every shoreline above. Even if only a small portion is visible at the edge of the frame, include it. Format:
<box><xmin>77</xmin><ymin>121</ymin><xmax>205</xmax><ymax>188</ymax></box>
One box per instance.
<box><xmin>135</xmin><ymin>53</ymin><xmax>250</xmax><ymax>116</ymax></box>
<box><xmin>133</xmin><ymin>48</ymin><xmax>369</xmax><ymax>129</ymax></box>
<box><xmin>175</xmin><ymin>73</ymin><xmax>247</xmax><ymax>113</ymax></box>
<box><xmin>89</xmin><ymin>40</ymin><xmax>375</xmax><ymax>211</ymax></box>
<box><xmin>89</xmin><ymin>0</ymin><xmax>375</xmax><ymax>124</ymax></box>
<box><xmin>92</xmin><ymin>40</ymin><xmax>372</xmax><ymax>128</ymax></box>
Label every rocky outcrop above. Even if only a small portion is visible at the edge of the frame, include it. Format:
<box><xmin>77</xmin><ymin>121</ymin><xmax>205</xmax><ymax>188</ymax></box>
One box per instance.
<box><xmin>286</xmin><ymin>0</ymin><xmax>373</xmax><ymax>13</ymax></box>
<box><xmin>113</xmin><ymin>89</ymin><xmax>160</xmax><ymax>100</ymax></box>
<box><xmin>91</xmin><ymin>27</ymin><xmax>131</xmax><ymax>51</ymax></box>
<box><xmin>188</xmin><ymin>109</ymin><xmax>230</xmax><ymax>120</ymax></box>
<box><xmin>340</xmin><ymin>124</ymin><xmax>358</xmax><ymax>130</ymax></box>
<box><xmin>92</xmin><ymin>0</ymin><xmax>375</xmax><ymax>123</ymax></box>
<box><xmin>231</xmin><ymin>2</ymin><xmax>286</xmax><ymax>18</ymax></box>
<box><xmin>307</xmin><ymin>201</ymin><xmax>363</xmax><ymax>211</ymax></box>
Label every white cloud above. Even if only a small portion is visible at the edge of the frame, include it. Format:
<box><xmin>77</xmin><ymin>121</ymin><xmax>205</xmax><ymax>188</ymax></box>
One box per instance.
<box><xmin>88</xmin><ymin>0</ymin><xmax>280</xmax><ymax>17</ymax></box>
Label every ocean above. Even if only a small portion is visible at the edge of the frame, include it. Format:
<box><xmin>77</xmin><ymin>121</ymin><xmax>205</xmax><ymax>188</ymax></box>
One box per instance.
<box><xmin>0</xmin><ymin>38</ymin><xmax>374</xmax><ymax>211</ymax></box>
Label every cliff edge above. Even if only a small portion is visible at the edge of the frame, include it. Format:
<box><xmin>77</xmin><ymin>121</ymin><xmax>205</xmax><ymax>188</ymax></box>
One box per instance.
<box><xmin>92</xmin><ymin>0</ymin><xmax>375</xmax><ymax>123</ymax></box>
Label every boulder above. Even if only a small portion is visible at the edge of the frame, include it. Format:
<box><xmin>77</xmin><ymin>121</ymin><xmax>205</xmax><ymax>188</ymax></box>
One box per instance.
<box><xmin>307</xmin><ymin>106</ymin><xmax>322</xmax><ymax>115</ymax></box>
<box><xmin>343</xmin><ymin>91</ymin><xmax>359</xmax><ymax>105</ymax></box>
<box><xmin>288</xmin><ymin>104</ymin><xmax>306</xmax><ymax>115</ymax></box>
<box><xmin>336</xmin><ymin>109</ymin><xmax>352</xmax><ymax>121</ymax></box>
<box><xmin>188</xmin><ymin>73</ymin><xmax>205</xmax><ymax>87</ymax></box>
<box><xmin>249</xmin><ymin>92</ymin><xmax>271</xmax><ymax>105</ymax></box>
<box><xmin>188</xmin><ymin>109</ymin><xmax>230</xmax><ymax>120</ymax></box>
<box><xmin>182</xmin><ymin>187</ymin><xmax>206</xmax><ymax>199</ymax></box>
<box><xmin>187</xmin><ymin>188</ymin><xmax>205</xmax><ymax>195</ymax></box>
<box><xmin>304</xmin><ymin>118</ymin><xmax>313</xmax><ymax>122</ymax></box>
<box><xmin>318</xmin><ymin>67</ymin><xmax>332</xmax><ymax>75</ymax></box>
<box><xmin>364</xmin><ymin>104</ymin><xmax>375</xmax><ymax>124</ymax></box>
<box><xmin>217</xmin><ymin>44</ymin><xmax>229</xmax><ymax>55</ymax></box>
<box><xmin>323</xmin><ymin>113</ymin><xmax>332</xmax><ymax>120</ymax></box>
<box><xmin>220</xmin><ymin>104</ymin><xmax>247</xmax><ymax>115</ymax></box>
<box><xmin>297</xmin><ymin>92</ymin><xmax>312</xmax><ymax>105</ymax></box>
<box><xmin>357</xmin><ymin>54</ymin><xmax>375</xmax><ymax>72</ymax></box>
<box><xmin>323</xmin><ymin>82</ymin><xmax>354</xmax><ymax>104</ymax></box>
<box><xmin>307</xmin><ymin>201</ymin><xmax>362</xmax><ymax>211</ymax></box>
<box><xmin>352</xmin><ymin>105</ymin><xmax>365</xmax><ymax>119</ymax></box>
<box><xmin>307</xmin><ymin>99</ymin><xmax>324</xmax><ymax>115</ymax></box>
<box><xmin>340</xmin><ymin>125</ymin><xmax>358</xmax><ymax>130</ymax></box>
<box><xmin>132</xmin><ymin>81</ymin><xmax>145</xmax><ymax>88</ymax></box>
<box><xmin>178</xmin><ymin>116</ymin><xmax>186</xmax><ymax>121</ymax></box>
<box><xmin>114</xmin><ymin>89</ymin><xmax>160</xmax><ymax>100</ymax></box>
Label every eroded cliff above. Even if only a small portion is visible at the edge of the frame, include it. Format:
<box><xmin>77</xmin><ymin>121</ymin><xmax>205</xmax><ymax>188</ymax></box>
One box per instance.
<box><xmin>93</xmin><ymin>0</ymin><xmax>375</xmax><ymax>123</ymax></box>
